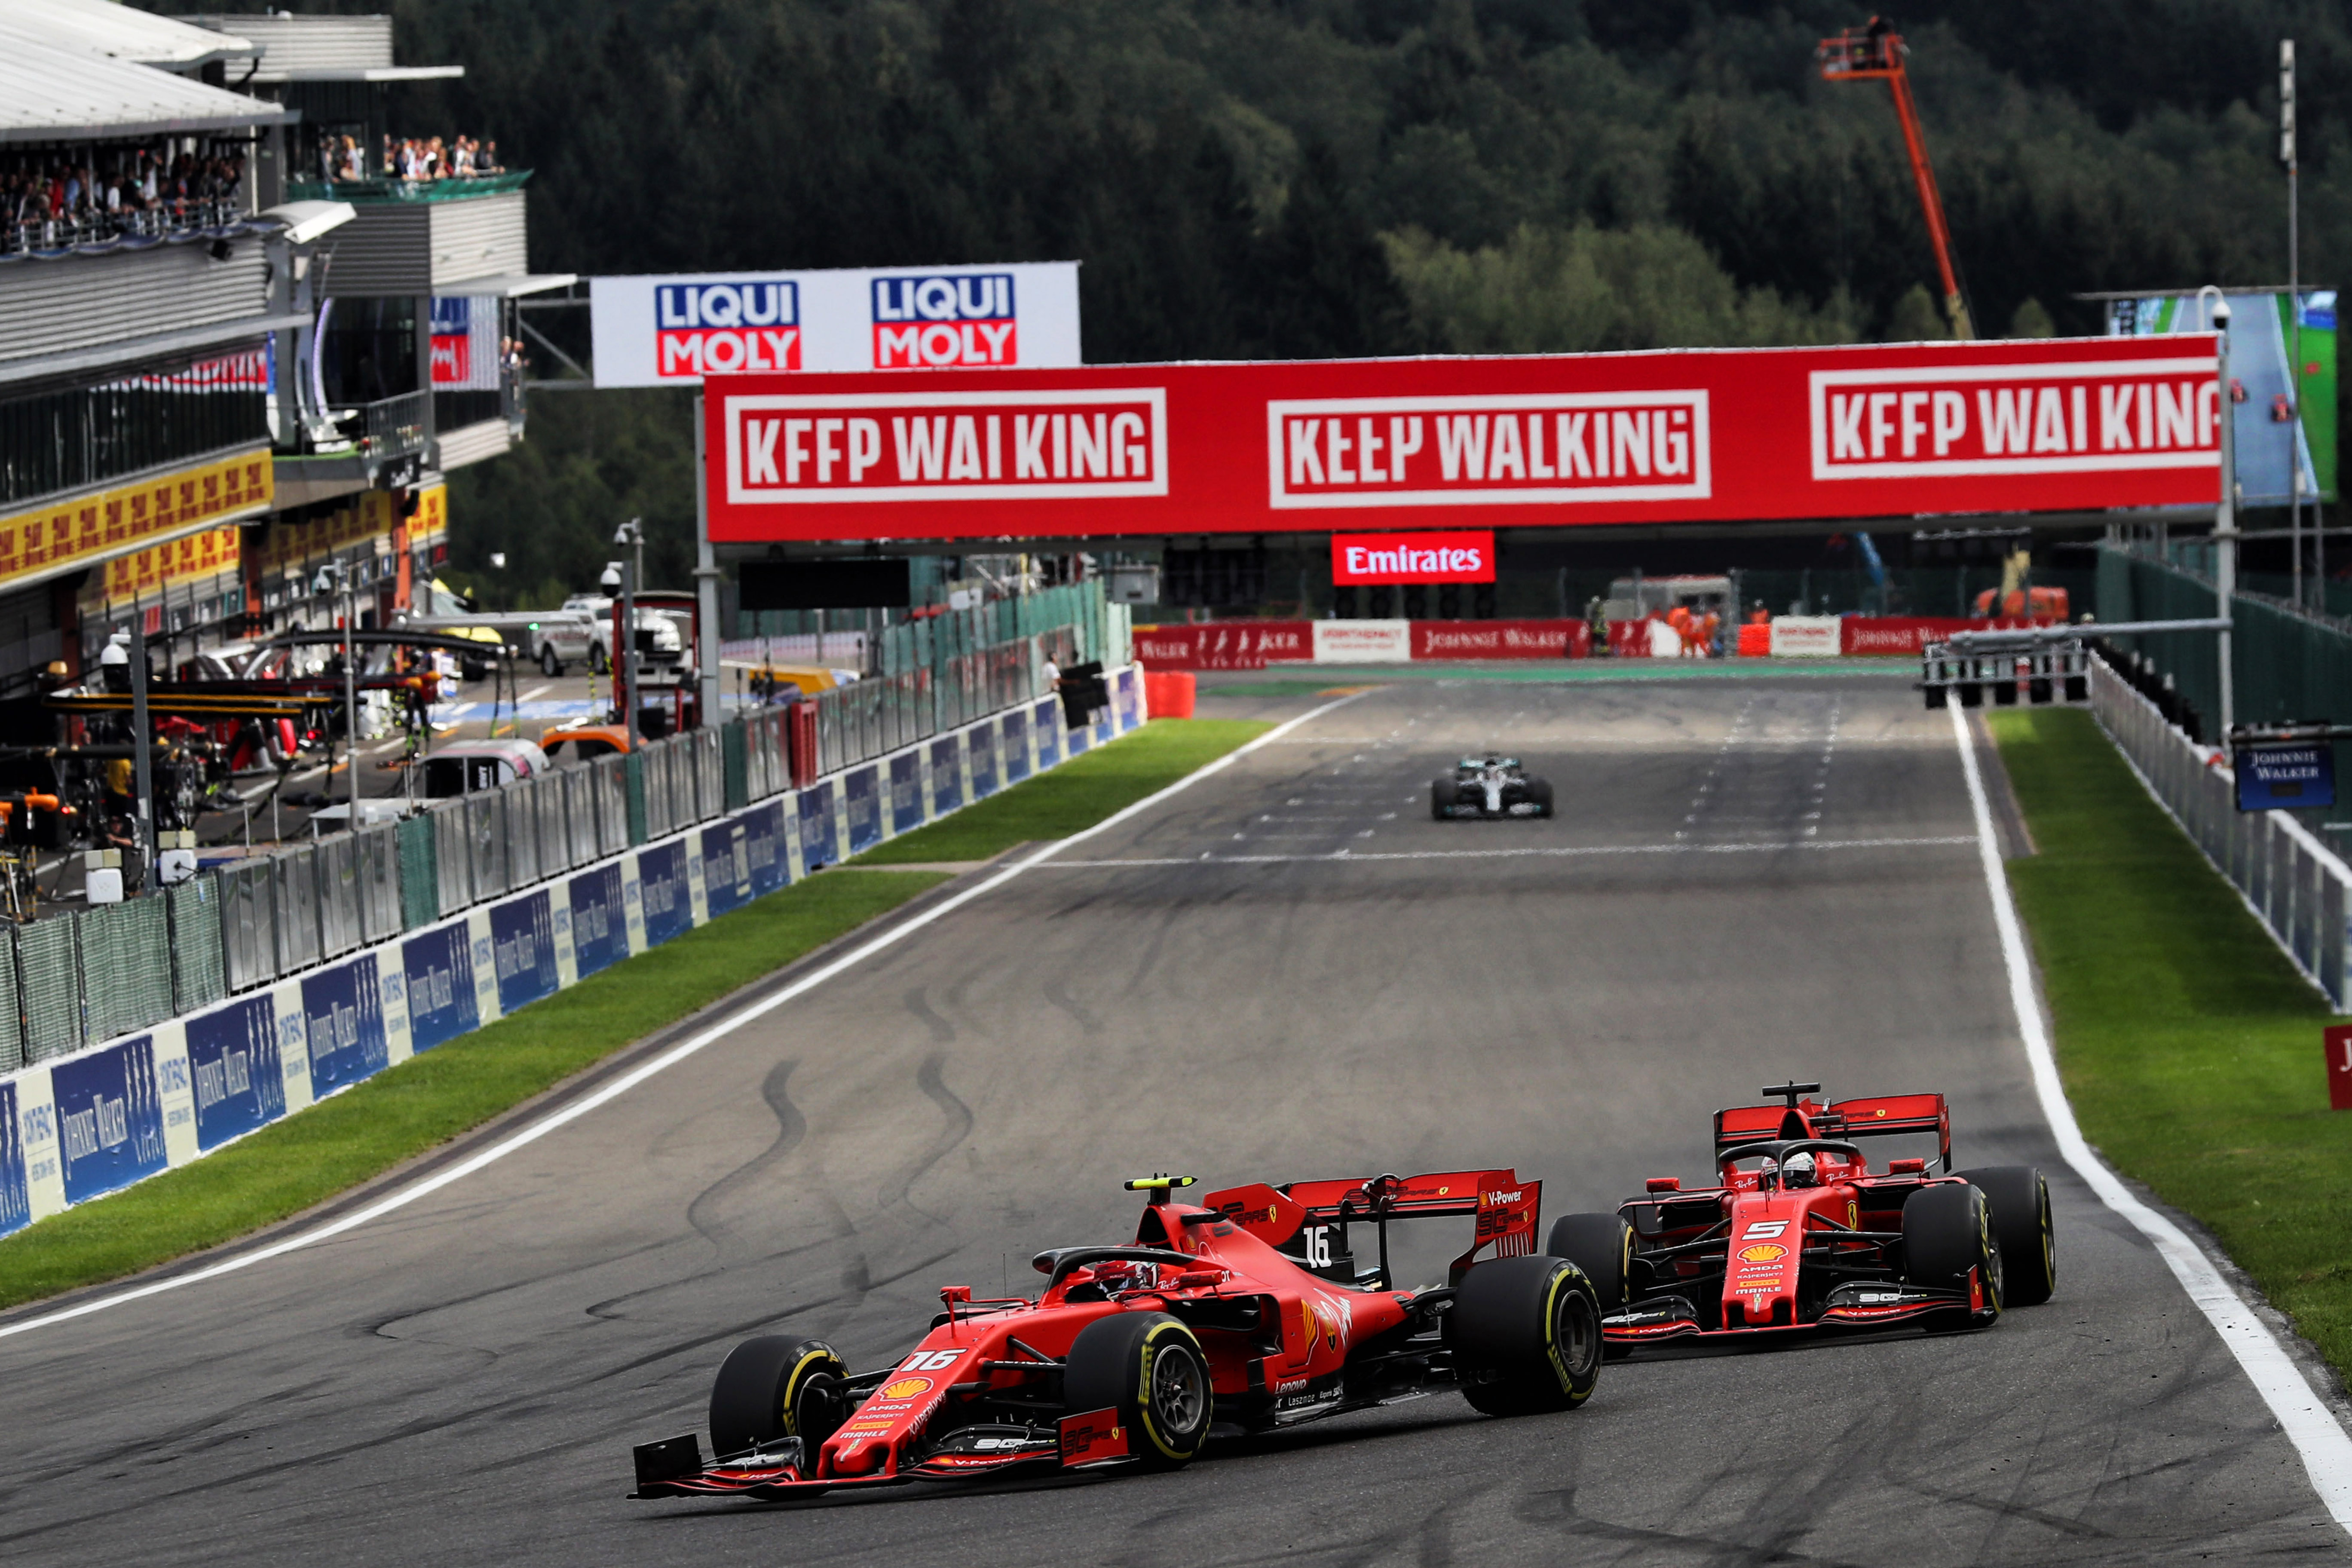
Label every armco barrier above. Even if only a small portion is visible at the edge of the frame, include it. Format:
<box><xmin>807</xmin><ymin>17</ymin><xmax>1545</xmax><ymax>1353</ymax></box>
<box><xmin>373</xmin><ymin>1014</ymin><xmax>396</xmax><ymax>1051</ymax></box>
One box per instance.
<box><xmin>0</xmin><ymin>665</ymin><xmax>1147</xmax><ymax>1237</ymax></box>
<box><xmin>2089</xmin><ymin>655</ymin><xmax>2350</xmax><ymax>1009</ymax></box>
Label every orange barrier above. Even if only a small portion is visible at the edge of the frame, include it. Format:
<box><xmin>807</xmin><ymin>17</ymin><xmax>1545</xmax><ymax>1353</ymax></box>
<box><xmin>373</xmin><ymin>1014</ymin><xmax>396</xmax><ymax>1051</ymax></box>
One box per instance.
<box><xmin>1736</xmin><ymin>623</ymin><xmax>1771</xmax><ymax>657</ymax></box>
<box><xmin>1144</xmin><ymin>670</ymin><xmax>1196</xmax><ymax>718</ymax></box>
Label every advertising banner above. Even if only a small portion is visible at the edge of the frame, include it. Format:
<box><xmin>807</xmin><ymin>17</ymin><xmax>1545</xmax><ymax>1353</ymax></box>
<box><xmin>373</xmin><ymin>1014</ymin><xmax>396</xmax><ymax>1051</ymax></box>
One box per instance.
<box><xmin>1312</xmin><ymin>621</ymin><xmax>1410</xmax><ymax>663</ymax></box>
<box><xmin>703</xmin><ymin>337</ymin><xmax>2220</xmax><ymax>543</ymax></box>
<box><xmin>2326</xmin><ymin>1024</ymin><xmax>2352</xmax><ymax>1112</ymax></box>
<box><xmin>1332</xmin><ymin>530</ymin><xmax>1495</xmax><ymax>585</ymax></box>
<box><xmin>701</xmin><ymin>821</ymin><xmax>751</xmax><ymax>917</ymax></box>
<box><xmin>889</xmin><ymin>751</ymin><xmax>925</xmax><ymax>834</ymax></box>
<box><xmin>403</xmin><ymin>923</ymin><xmax>480</xmax><ymax>1053</ymax></box>
<box><xmin>930</xmin><ymin>736</ymin><xmax>964</xmax><ymax>816</ymax></box>
<box><xmin>590</xmin><ymin>263</ymin><xmax>1081</xmax><ymax>388</ymax></box>
<box><xmin>1133</xmin><ymin>622</ymin><xmax>1311</xmax><ymax>671</ymax></box>
<box><xmin>2235</xmin><ymin>743</ymin><xmax>2337</xmax><ymax>811</ymax></box>
<box><xmin>490</xmin><ymin>891</ymin><xmax>560</xmax><ymax>1013</ymax></box>
<box><xmin>0</xmin><ymin>448</ymin><xmax>272</xmax><ymax>594</ymax></box>
<box><xmin>637</xmin><ymin>842</ymin><xmax>692</xmax><ymax>945</ymax></box>
<box><xmin>968</xmin><ymin>721</ymin><xmax>1000</xmax><ymax>799</ymax></box>
<box><xmin>51</xmin><ymin>1035</ymin><xmax>168</xmax><ymax>1204</ymax></box>
<box><xmin>744</xmin><ymin>800</ymin><xmax>787</xmax><ymax>896</ymax></box>
<box><xmin>568</xmin><ymin>865</ymin><xmax>629</xmax><ymax>977</ymax></box>
<box><xmin>1412</xmin><ymin>619</ymin><xmax>1589</xmax><ymax>658</ymax></box>
<box><xmin>843</xmin><ymin>765</ymin><xmax>882</xmax><ymax>854</ymax></box>
<box><xmin>1769</xmin><ymin>616</ymin><xmax>1843</xmax><ymax>657</ymax></box>
<box><xmin>302</xmin><ymin>961</ymin><xmax>388</xmax><ymax>1099</ymax></box>
<box><xmin>185</xmin><ymin>997</ymin><xmax>286</xmax><ymax>1151</ymax></box>
<box><xmin>1838</xmin><ymin>616</ymin><xmax>2048</xmax><ymax>655</ymax></box>
<box><xmin>0</xmin><ymin>1080</ymin><xmax>29</xmax><ymax>1239</ymax></box>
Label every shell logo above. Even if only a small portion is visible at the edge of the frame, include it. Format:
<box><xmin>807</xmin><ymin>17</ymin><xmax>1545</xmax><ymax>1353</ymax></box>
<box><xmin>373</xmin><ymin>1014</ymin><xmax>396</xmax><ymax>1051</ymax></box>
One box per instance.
<box><xmin>879</xmin><ymin>1376</ymin><xmax>933</xmax><ymax>1400</ymax></box>
<box><xmin>1737</xmin><ymin>1243</ymin><xmax>1788</xmax><ymax>1264</ymax></box>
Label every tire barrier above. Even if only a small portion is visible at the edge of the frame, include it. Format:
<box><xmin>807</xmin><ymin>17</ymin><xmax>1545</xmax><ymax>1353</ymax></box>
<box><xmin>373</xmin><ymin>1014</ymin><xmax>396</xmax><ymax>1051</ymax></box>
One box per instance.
<box><xmin>0</xmin><ymin>666</ymin><xmax>1147</xmax><ymax>1238</ymax></box>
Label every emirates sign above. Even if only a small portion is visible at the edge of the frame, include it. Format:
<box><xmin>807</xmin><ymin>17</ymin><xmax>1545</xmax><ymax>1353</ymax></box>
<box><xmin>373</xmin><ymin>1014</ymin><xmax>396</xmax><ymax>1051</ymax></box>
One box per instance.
<box><xmin>1331</xmin><ymin>530</ymin><xmax>1495</xmax><ymax>584</ymax></box>
<box><xmin>704</xmin><ymin>338</ymin><xmax>2219</xmax><ymax>543</ymax></box>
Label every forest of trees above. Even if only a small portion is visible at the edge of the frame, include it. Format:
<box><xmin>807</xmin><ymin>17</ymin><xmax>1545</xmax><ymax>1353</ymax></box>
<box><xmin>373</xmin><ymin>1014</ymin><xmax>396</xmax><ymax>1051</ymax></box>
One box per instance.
<box><xmin>160</xmin><ymin>0</ymin><xmax>2352</xmax><ymax>600</ymax></box>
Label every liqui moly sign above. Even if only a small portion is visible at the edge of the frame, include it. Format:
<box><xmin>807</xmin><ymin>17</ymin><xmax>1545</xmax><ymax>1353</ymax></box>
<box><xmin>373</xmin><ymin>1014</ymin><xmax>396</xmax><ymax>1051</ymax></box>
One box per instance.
<box><xmin>702</xmin><ymin>337</ymin><xmax>2221</xmax><ymax>544</ymax></box>
<box><xmin>590</xmin><ymin>263</ymin><xmax>1079</xmax><ymax>387</ymax></box>
<box><xmin>872</xmin><ymin>273</ymin><xmax>1018</xmax><ymax>368</ymax></box>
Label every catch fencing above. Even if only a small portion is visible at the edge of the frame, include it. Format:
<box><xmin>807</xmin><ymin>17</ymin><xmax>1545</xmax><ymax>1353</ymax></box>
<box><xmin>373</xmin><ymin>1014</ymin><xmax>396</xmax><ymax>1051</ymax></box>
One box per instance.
<box><xmin>2089</xmin><ymin>654</ymin><xmax>2351</xmax><ymax>1009</ymax></box>
<box><xmin>0</xmin><ymin>611</ymin><xmax>1106</xmax><ymax>1076</ymax></box>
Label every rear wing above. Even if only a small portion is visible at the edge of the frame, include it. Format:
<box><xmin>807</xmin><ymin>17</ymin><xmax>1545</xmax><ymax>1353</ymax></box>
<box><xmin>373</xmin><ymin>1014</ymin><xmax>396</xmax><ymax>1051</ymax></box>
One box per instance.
<box><xmin>1713</xmin><ymin>1093</ymin><xmax>1951</xmax><ymax>1170</ymax></box>
<box><xmin>1202</xmin><ymin>1170</ymin><xmax>1541</xmax><ymax>1284</ymax></box>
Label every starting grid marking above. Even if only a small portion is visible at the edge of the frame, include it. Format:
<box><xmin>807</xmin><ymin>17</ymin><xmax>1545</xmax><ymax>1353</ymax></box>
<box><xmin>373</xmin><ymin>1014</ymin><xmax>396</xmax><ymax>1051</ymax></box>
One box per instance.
<box><xmin>1043</xmin><ymin>835</ymin><xmax>1978</xmax><ymax>867</ymax></box>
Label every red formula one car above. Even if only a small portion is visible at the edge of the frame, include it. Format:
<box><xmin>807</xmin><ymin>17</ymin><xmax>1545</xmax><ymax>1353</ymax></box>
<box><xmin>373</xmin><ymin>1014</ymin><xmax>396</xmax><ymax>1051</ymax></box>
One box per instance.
<box><xmin>1539</xmin><ymin>1083</ymin><xmax>2056</xmax><ymax>1352</ymax></box>
<box><xmin>630</xmin><ymin>1170</ymin><xmax>1603</xmax><ymax>1502</ymax></box>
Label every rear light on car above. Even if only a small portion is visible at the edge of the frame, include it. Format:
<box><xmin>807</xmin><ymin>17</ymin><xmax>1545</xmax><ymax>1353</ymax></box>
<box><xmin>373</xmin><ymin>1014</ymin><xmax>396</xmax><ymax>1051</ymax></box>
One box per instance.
<box><xmin>1888</xmin><ymin>1158</ymin><xmax>1927</xmax><ymax>1174</ymax></box>
<box><xmin>1646</xmin><ymin>1177</ymin><xmax>1681</xmax><ymax>1192</ymax></box>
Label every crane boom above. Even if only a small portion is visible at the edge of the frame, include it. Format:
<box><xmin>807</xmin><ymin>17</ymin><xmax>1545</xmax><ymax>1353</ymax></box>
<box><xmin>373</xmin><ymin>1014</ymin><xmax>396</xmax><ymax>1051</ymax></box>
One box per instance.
<box><xmin>1819</xmin><ymin>18</ymin><xmax>1975</xmax><ymax>340</ymax></box>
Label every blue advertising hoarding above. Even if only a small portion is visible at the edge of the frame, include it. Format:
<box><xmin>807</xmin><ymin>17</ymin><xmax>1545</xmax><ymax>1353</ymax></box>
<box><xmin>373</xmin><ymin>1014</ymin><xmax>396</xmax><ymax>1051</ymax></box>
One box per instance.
<box><xmin>744</xmin><ymin>800</ymin><xmax>786</xmax><ymax>895</ymax></box>
<box><xmin>968</xmin><ymin>720</ymin><xmax>1000</xmax><ymax>798</ymax></box>
<box><xmin>929</xmin><ymin>735</ymin><xmax>963</xmax><ymax>816</ymax></box>
<box><xmin>1033</xmin><ymin>699</ymin><xmax>1063</xmax><ymax>767</ymax></box>
<box><xmin>569</xmin><ymin>864</ymin><xmax>629</xmax><ymax>977</ymax></box>
<box><xmin>0</xmin><ymin>1080</ymin><xmax>29</xmax><ymax>1238</ymax></box>
<box><xmin>403</xmin><ymin>922</ymin><xmax>481</xmax><ymax>1052</ymax></box>
<box><xmin>639</xmin><ymin>841</ymin><xmax>692</xmax><ymax>945</ymax></box>
<box><xmin>845</xmin><ymin>765</ymin><xmax>882</xmax><ymax>853</ymax></box>
<box><xmin>490</xmin><ymin>891</ymin><xmax>561</xmax><ymax>1013</ymax></box>
<box><xmin>799</xmin><ymin>785</ymin><xmax>836</xmax><ymax>871</ymax></box>
<box><xmin>303</xmin><ymin>960</ymin><xmax>387</xmax><ymax>1099</ymax></box>
<box><xmin>701</xmin><ymin>820</ymin><xmax>752</xmax><ymax>917</ymax></box>
<box><xmin>186</xmin><ymin>995</ymin><xmax>287</xmax><ymax>1151</ymax></box>
<box><xmin>889</xmin><ymin>751</ymin><xmax>925</xmax><ymax>835</ymax></box>
<box><xmin>1002</xmin><ymin>708</ymin><xmax>1030</xmax><ymax>782</ymax></box>
<box><xmin>52</xmin><ymin>1034</ymin><xmax>168</xmax><ymax>1204</ymax></box>
<box><xmin>2236</xmin><ymin>744</ymin><xmax>2337</xmax><ymax>811</ymax></box>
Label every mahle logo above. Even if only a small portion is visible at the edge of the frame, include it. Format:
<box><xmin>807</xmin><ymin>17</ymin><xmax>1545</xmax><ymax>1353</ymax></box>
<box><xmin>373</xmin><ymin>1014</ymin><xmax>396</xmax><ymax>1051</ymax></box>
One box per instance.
<box><xmin>872</xmin><ymin>273</ymin><xmax>1018</xmax><ymax>368</ymax></box>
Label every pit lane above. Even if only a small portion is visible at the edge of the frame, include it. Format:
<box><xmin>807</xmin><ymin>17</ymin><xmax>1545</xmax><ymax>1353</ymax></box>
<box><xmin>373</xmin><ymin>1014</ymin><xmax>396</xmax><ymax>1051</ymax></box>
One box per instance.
<box><xmin>0</xmin><ymin>669</ymin><xmax>2339</xmax><ymax>1565</ymax></box>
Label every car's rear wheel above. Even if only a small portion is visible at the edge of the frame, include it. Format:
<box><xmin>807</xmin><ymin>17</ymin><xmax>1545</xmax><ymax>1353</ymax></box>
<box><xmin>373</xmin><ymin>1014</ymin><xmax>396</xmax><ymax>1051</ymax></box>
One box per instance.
<box><xmin>1902</xmin><ymin>1182</ymin><xmax>2001</xmax><ymax>1325</ymax></box>
<box><xmin>541</xmin><ymin>645</ymin><xmax>563</xmax><ymax>677</ymax></box>
<box><xmin>1957</xmin><ymin>1165</ymin><xmax>2055</xmax><ymax>1306</ymax></box>
<box><xmin>1448</xmin><ymin>1255</ymin><xmax>1602</xmax><ymax>1415</ymax></box>
<box><xmin>590</xmin><ymin>642</ymin><xmax>610</xmax><ymax>675</ymax></box>
<box><xmin>708</xmin><ymin>1335</ymin><xmax>850</xmax><ymax>1461</ymax></box>
<box><xmin>1062</xmin><ymin>1312</ymin><xmax>1212</xmax><ymax>1469</ymax></box>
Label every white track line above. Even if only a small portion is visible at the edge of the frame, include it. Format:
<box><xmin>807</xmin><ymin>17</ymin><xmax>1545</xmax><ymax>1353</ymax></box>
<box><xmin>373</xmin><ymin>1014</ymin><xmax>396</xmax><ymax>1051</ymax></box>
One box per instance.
<box><xmin>0</xmin><ymin>692</ymin><xmax>1370</xmax><ymax>1341</ymax></box>
<box><xmin>1952</xmin><ymin>702</ymin><xmax>2352</xmax><ymax>1532</ymax></box>
<box><xmin>1047</xmin><ymin>836</ymin><xmax>1976</xmax><ymax>867</ymax></box>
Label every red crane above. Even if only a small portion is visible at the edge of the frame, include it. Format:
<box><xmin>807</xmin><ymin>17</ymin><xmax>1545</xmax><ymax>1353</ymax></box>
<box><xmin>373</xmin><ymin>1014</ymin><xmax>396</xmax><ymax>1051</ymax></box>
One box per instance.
<box><xmin>1818</xmin><ymin>17</ymin><xmax>1975</xmax><ymax>340</ymax></box>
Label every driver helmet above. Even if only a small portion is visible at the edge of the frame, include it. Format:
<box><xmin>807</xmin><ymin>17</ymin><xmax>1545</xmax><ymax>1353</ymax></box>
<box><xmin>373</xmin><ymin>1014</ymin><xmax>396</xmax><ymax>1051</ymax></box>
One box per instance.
<box><xmin>1783</xmin><ymin>1151</ymin><xmax>1819</xmax><ymax>1188</ymax></box>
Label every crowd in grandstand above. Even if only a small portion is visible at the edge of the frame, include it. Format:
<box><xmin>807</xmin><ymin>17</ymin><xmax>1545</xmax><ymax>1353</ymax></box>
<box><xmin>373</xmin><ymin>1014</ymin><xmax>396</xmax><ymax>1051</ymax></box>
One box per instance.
<box><xmin>315</xmin><ymin>133</ymin><xmax>505</xmax><ymax>185</ymax></box>
<box><xmin>3</xmin><ymin>141</ymin><xmax>247</xmax><ymax>252</ymax></box>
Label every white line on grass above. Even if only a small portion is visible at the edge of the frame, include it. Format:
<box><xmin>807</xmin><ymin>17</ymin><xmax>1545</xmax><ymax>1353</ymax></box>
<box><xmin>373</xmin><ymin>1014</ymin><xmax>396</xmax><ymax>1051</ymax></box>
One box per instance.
<box><xmin>1952</xmin><ymin>701</ymin><xmax>2352</xmax><ymax>1534</ymax></box>
<box><xmin>0</xmin><ymin>694</ymin><xmax>1368</xmax><ymax>1342</ymax></box>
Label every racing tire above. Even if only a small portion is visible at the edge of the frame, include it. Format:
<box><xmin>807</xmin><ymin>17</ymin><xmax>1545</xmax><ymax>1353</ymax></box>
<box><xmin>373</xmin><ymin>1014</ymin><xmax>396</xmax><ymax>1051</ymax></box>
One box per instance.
<box><xmin>540</xmin><ymin>645</ymin><xmax>563</xmax><ymax>678</ymax></box>
<box><xmin>1448</xmin><ymin>1255</ymin><xmax>1602</xmax><ymax>1416</ymax></box>
<box><xmin>1545</xmin><ymin>1214</ymin><xmax>1634</xmax><ymax>1360</ymax></box>
<box><xmin>1902</xmin><ymin>1182</ymin><xmax>2002</xmax><ymax>1324</ymax></box>
<box><xmin>1062</xmin><ymin>1311</ymin><xmax>1212</xmax><ymax>1469</ymax></box>
<box><xmin>1528</xmin><ymin>779</ymin><xmax>1555</xmax><ymax>819</ymax></box>
<box><xmin>1431</xmin><ymin>780</ymin><xmax>1455</xmax><ymax>821</ymax></box>
<box><xmin>708</xmin><ymin>1335</ymin><xmax>851</xmax><ymax>1461</ymax></box>
<box><xmin>1957</xmin><ymin>1165</ymin><xmax>2055</xmax><ymax>1307</ymax></box>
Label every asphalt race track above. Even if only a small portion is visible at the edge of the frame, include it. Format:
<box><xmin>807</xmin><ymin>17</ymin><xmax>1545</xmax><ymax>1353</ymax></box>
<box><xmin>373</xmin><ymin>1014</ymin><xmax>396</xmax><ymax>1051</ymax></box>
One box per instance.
<box><xmin>2</xmin><ymin>671</ymin><xmax>2343</xmax><ymax>1565</ymax></box>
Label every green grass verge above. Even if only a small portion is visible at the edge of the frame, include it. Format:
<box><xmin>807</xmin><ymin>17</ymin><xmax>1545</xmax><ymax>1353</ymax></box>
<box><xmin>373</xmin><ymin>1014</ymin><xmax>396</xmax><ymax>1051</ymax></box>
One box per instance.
<box><xmin>850</xmin><ymin>717</ymin><xmax>1271</xmax><ymax>864</ymax></box>
<box><xmin>1989</xmin><ymin>707</ymin><xmax>2352</xmax><ymax>1377</ymax></box>
<box><xmin>0</xmin><ymin>871</ymin><xmax>946</xmax><ymax>1312</ymax></box>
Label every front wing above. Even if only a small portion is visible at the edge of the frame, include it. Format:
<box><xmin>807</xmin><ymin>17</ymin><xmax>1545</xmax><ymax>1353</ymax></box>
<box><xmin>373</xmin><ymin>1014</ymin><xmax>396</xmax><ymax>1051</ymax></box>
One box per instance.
<box><xmin>630</xmin><ymin>1411</ymin><xmax>1132</xmax><ymax>1500</ymax></box>
<box><xmin>1605</xmin><ymin>1274</ymin><xmax>1991</xmax><ymax>1345</ymax></box>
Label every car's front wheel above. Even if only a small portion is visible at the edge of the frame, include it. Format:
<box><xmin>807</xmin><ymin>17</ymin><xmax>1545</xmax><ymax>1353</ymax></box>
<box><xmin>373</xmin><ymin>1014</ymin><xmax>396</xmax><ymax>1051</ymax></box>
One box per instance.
<box><xmin>708</xmin><ymin>1335</ymin><xmax>850</xmax><ymax>1461</ymax></box>
<box><xmin>1431</xmin><ymin>779</ymin><xmax>1456</xmax><ymax>820</ymax></box>
<box><xmin>1903</xmin><ymin>1182</ymin><xmax>2002</xmax><ymax>1326</ymax></box>
<box><xmin>1062</xmin><ymin>1312</ymin><xmax>1212</xmax><ymax>1469</ymax></box>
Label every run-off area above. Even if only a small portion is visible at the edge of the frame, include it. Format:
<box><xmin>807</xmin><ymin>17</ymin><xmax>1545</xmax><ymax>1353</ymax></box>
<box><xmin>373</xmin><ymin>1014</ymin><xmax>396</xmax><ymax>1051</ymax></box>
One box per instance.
<box><xmin>0</xmin><ymin>676</ymin><xmax>2338</xmax><ymax>1567</ymax></box>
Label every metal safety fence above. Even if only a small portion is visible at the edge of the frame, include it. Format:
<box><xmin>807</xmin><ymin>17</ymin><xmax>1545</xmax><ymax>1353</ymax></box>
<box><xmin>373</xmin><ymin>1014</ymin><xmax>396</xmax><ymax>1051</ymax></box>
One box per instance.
<box><xmin>2</xmin><ymin>610</ymin><xmax>1111</xmax><ymax>1059</ymax></box>
<box><xmin>2090</xmin><ymin>654</ymin><xmax>2351</xmax><ymax>1008</ymax></box>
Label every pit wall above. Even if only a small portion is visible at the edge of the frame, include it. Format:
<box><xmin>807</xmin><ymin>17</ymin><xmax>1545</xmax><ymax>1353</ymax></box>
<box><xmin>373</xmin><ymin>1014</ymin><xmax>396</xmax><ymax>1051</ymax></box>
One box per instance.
<box><xmin>0</xmin><ymin>671</ymin><xmax>1148</xmax><ymax>1238</ymax></box>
